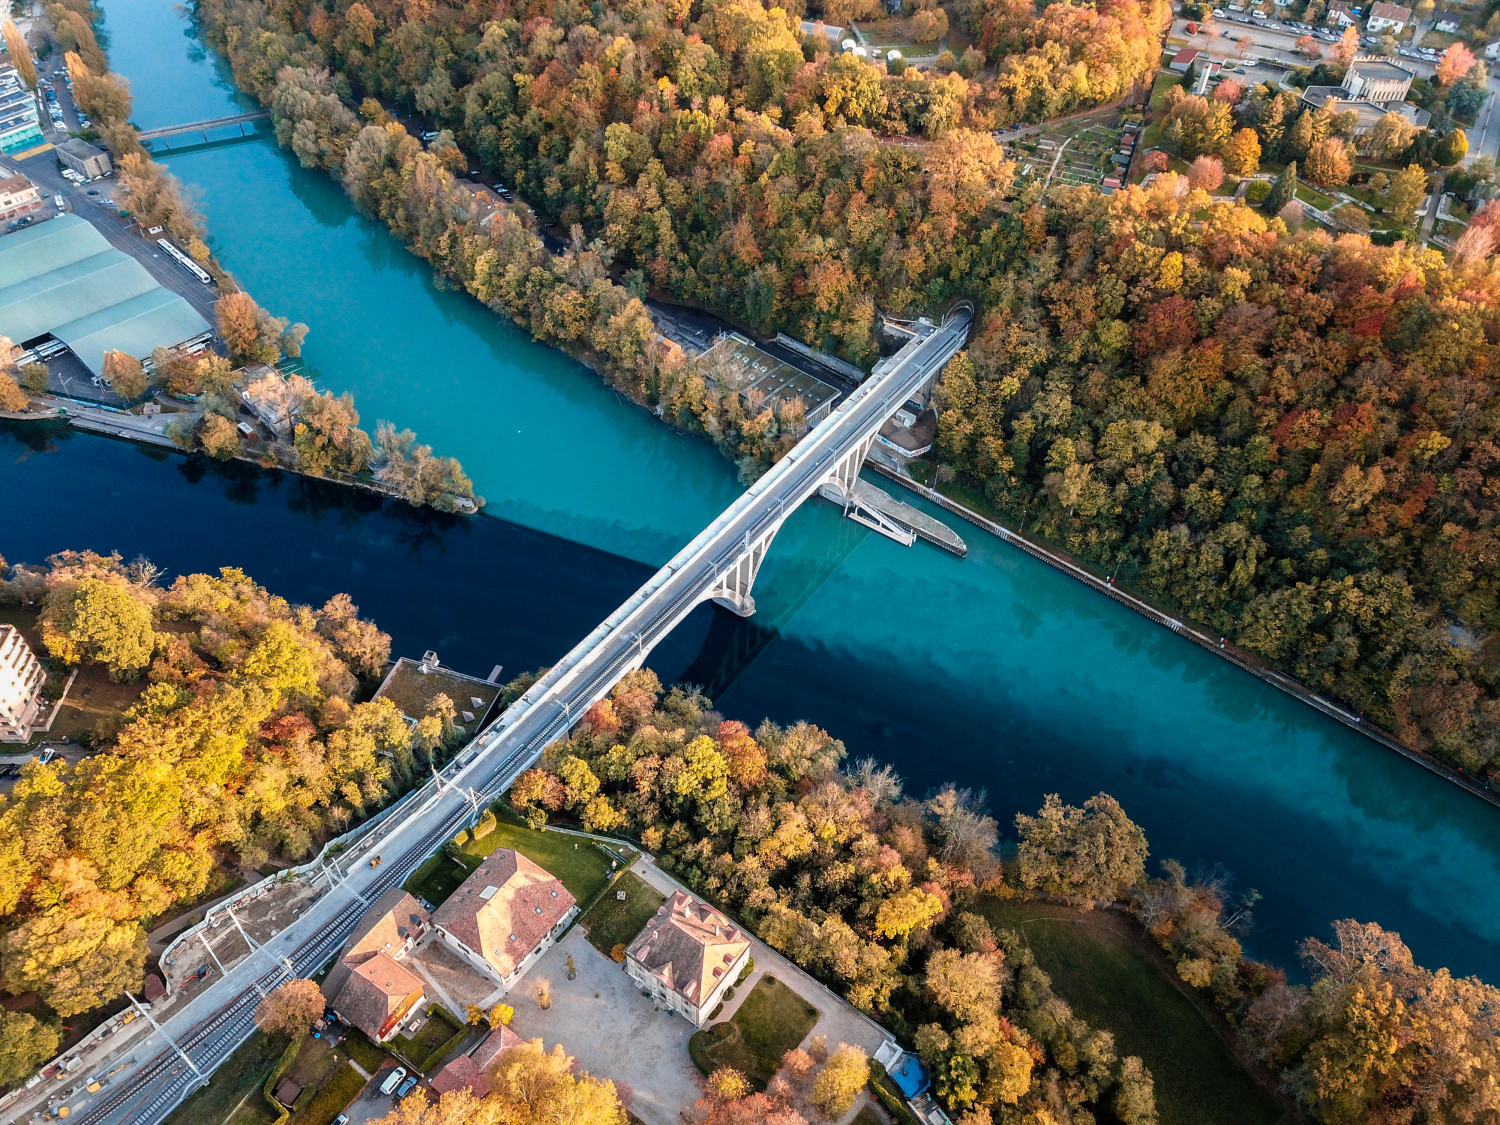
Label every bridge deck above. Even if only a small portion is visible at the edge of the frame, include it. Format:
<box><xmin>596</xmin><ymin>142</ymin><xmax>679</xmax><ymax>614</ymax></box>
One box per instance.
<box><xmin>61</xmin><ymin>305</ymin><xmax>972</xmax><ymax>1125</ymax></box>
<box><xmin>136</xmin><ymin>111</ymin><xmax>271</xmax><ymax>141</ymax></box>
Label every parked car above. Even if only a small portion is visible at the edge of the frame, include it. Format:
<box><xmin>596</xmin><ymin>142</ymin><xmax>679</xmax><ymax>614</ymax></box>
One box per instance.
<box><xmin>395</xmin><ymin>1076</ymin><xmax>420</xmax><ymax>1100</ymax></box>
<box><xmin>379</xmin><ymin>1068</ymin><xmax>407</xmax><ymax>1097</ymax></box>
<box><xmin>1212</xmin><ymin>6</ymin><xmax>1225</xmax><ymax>14</ymax></box>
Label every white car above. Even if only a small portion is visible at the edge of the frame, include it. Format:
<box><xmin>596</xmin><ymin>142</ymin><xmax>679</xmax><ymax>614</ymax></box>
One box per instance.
<box><xmin>1212</xmin><ymin>7</ymin><xmax>1225</xmax><ymax>14</ymax></box>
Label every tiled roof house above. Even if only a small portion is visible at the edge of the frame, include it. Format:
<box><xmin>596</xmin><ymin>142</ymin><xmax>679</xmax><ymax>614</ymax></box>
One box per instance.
<box><xmin>625</xmin><ymin>891</ymin><xmax>751</xmax><ymax>1027</ymax></box>
<box><xmin>430</xmin><ymin>1025</ymin><xmax>526</xmax><ymax>1097</ymax></box>
<box><xmin>323</xmin><ymin>888</ymin><xmax>431</xmax><ymax>1043</ymax></box>
<box><xmin>432</xmin><ymin>849</ymin><xmax>577</xmax><ymax>986</ymax></box>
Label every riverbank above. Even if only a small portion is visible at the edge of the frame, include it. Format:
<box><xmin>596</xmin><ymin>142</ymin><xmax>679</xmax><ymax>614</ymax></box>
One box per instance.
<box><xmin>870</xmin><ymin>461</ymin><xmax>1500</xmax><ymax>812</ymax></box>
<box><xmin>0</xmin><ymin>393</ymin><xmax>474</xmax><ymax>512</ymax></box>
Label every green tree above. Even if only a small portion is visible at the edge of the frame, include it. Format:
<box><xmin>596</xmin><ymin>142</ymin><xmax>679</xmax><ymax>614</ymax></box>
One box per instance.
<box><xmin>41</xmin><ymin>576</ymin><xmax>156</xmax><ymax>680</ymax></box>
<box><xmin>19</xmin><ymin>362</ymin><xmax>47</xmax><ymax>393</ymax></box>
<box><xmin>1381</xmin><ymin>164</ymin><xmax>1429</xmax><ymax>225</ymax></box>
<box><xmin>1435</xmin><ymin>128</ymin><xmax>1468</xmax><ymax>167</ymax></box>
<box><xmin>0</xmin><ymin>1011</ymin><xmax>61</xmax><ymax>1087</ymax></box>
<box><xmin>1016</xmin><ymin>793</ymin><xmax>1149</xmax><ymax>903</ymax></box>
<box><xmin>1264</xmin><ymin>161</ymin><xmax>1298</xmax><ymax>213</ymax></box>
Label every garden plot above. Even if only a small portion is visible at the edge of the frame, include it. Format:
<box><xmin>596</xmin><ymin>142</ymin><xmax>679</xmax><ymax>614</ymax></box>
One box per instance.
<box><xmin>1001</xmin><ymin>119</ymin><xmax>1129</xmax><ymax>187</ymax></box>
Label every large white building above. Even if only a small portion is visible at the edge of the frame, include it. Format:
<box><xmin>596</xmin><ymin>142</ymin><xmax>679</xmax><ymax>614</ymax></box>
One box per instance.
<box><xmin>432</xmin><ymin>848</ymin><xmax>577</xmax><ymax>988</ymax></box>
<box><xmin>0</xmin><ymin>625</ymin><xmax>44</xmax><ymax>742</ymax></box>
<box><xmin>625</xmin><ymin>891</ymin><xmax>751</xmax><ymax>1027</ymax></box>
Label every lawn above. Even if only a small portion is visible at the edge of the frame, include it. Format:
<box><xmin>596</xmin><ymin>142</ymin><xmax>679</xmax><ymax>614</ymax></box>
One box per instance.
<box><xmin>0</xmin><ymin>606</ymin><xmax>147</xmax><ymax>747</ymax></box>
<box><xmin>390</xmin><ymin>1005</ymin><xmax>464</xmax><ymax>1071</ymax></box>
<box><xmin>404</xmin><ymin>816</ymin><xmax>618</xmax><ymax>907</ymax></box>
<box><xmin>853</xmin><ymin>1107</ymin><xmax>884</xmax><ymax>1125</ymax></box>
<box><xmin>292</xmin><ymin>1063</ymin><xmax>365</xmax><ymax>1125</ymax></box>
<box><xmin>689</xmin><ymin>975</ymin><xmax>819</xmax><ymax>1089</ymax></box>
<box><xmin>164</xmin><ymin>1030</ymin><xmax>285</xmax><ymax>1125</ymax></box>
<box><xmin>1293</xmin><ymin>184</ymin><xmax>1338</xmax><ymax>211</ymax></box>
<box><xmin>978</xmin><ymin>899</ymin><xmax>1282</xmax><ymax>1125</ymax></box>
<box><xmin>580</xmin><ymin>871</ymin><xmax>666</xmax><ymax>956</ymax></box>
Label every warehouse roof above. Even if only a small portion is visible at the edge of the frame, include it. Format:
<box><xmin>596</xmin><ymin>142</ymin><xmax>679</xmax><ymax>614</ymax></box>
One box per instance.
<box><xmin>0</xmin><ymin>214</ymin><xmax>210</xmax><ymax>376</ymax></box>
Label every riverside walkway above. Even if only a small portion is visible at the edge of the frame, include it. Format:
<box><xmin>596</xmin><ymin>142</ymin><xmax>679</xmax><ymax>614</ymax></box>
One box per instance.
<box><xmin>59</xmin><ymin>305</ymin><xmax>972</xmax><ymax>1125</ymax></box>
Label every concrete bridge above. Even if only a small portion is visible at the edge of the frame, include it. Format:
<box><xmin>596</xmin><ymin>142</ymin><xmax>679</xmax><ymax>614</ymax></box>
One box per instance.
<box><xmin>135</xmin><ymin>111</ymin><xmax>270</xmax><ymax>142</ymax></box>
<box><xmin>64</xmin><ymin>305</ymin><xmax>972</xmax><ymax>1125</ymax></box>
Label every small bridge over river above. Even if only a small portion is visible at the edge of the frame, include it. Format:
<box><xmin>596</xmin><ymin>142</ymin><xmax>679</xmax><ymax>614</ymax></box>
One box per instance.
<box><xmin>135</xmin><ymin>111</ymin><xmax>270</xmax><ymax>142</ymax></box>
<box><xmin>62</xmin><ymin>304</ymin><xmax>972</xmax><ymax>1125</ymax></box>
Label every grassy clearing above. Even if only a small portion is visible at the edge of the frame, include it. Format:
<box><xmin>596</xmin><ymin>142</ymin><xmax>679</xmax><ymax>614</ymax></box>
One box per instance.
<box><xmin>164</xmin><ymin>1030</ymin><xmax>286</xmax><ymax>1125</ymax></box>
<box><xmin>292</xmin><ymin>1063</ymin><xmax>365</xmax><ymax>1125</ymax></box>
<box><xmin>977</xmin><ymin>899</ymin><xmax>1282</xmax><ymax>1125</ymax></box>
<box><xmin>340</xmin><ymin>1030</ymin><xmax>387</xmax><ymax>1072</ymax></box>
<box><xmin>1293</xmin><ymin>184</ymin><xmax>1338</xmax><ymax>211</ymax></box>
<box><xmin>284</xmin><ymin>1035</ymin><xmax>343</xmax><ymax>1090</ymax></box>
<box><xmin>404</xmin><ymin>818</ymin><xmax>616</xmax><ymax>907</ymax></box>
<box><xmin>690</xmin><ymin>975</ymin><xmax>819</xmax><ymax>1088</ymax></box>
<box><xmin>391</xmin><ymin>1005</ymin><xmax>463</xmax><ymax>1071</ymax></box>
<box><xmin>580</xmin><ymin>871</ymin><xmax>666</xmax><ymax>956</ymax></box>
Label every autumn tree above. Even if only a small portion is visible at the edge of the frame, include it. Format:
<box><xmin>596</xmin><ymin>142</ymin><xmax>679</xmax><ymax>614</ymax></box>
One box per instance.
<box><xmin>1016</xmin><ymin>794</ymin><xmax>1148</xmax><ymax>903</ymax></box>
<box><xmin>1187</xmin><ymin>155</ymin><xmax>1224</xmax><ymax>192</ymax></box>
<box><xmin>0</xmin><ymin>1011</ymin><xmax>61</xmax><ymax>1087</ymax></box>
<box><xmin>102</xmin><ymin>351</ymin><xmax>148</xmax><ymax>400</ymax></box>
<box><xmin>255</xmin><ymin>978</ymin><xmax>326</xmax><ymax>1036</ymax></box>
<box><xmin>1436</xmin><ymin>42</ymin><xmax>1476</xmax><ymax>86</ymax></box>
<box><xmin>1303</xmin><ymin>137</ymin><xmax>1351</xmax><ymax>187</ymax></box>
<box><xmin>0</xmin><ymin>370</ymin><xmax>26</xmax><ymax>411</ymax></box>
<box><xmin>1435</xmin><ymin>128</ymin><xmax>1468</xmax><ymax>167</ymax></box>
<box><xmin>811</xmin><ymin>1044</ymin><xmax>869</xmax><ymax>1118</ymax></box>
<box><xmin>2</xmin><ymin>21</ymin><xmax>36</xmax><ymax>94</ymax></box>
<box><xmin>41</xmin><ymin>575</ymin><xmax>156</xmax><ymax>680</ymax></box>
<box><xmin>198</xmin><ymin>412</ymin><xmax>242</xmax><ymax>460</ymax></box>
<box><xmin>1222</xmin><ymin>128</ymin><xmax>1261</xmax><ymax>175</ymax></box>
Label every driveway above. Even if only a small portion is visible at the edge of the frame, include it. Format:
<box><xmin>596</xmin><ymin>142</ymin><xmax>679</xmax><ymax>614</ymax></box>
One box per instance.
<box><xmin>340</xmin><ymin>1062</ymin><xmax>408</xmax><ymax>1125</ymax></box>
<box><xmin>507</xmin><ymin>928</ymin><xmax>703</xmax><ymax>1125</ymax></box>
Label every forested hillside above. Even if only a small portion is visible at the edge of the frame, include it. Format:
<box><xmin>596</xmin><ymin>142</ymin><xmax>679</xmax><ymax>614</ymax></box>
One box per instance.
<box><xmin>0</xmin><ymin>552</ymin><xmax>462</xmax><ymax>1073</ymax></box>
<box><xmin>197</xmin><ymin>0</ymin><xmax>1500</xmax><ymax>777</ymax></box>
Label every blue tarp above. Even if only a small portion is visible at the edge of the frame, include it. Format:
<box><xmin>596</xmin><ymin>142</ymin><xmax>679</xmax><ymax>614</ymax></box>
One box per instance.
<box><xmin>889</xmin><ymin>1053</ymin><xmax>929</xmax><ymax>1098</ymax></box>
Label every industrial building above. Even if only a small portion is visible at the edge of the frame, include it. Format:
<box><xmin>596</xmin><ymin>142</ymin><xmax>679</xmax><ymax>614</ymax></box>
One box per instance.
<box><xmin>0</xmin><ymin>213</ymin><xmax>212</xmax><ymax>379</ymax></box>
<box><xmin>55</xmin><ymin>138</ymin><xmax>111</xmax><ymax>179</ymax></box>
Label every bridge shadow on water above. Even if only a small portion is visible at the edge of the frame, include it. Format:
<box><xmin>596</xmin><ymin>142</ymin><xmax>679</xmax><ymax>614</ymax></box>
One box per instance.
<box><xmin>142</xmin><ymin>126</ymin><xmax>272</xmax><ymax>158</ymax></box>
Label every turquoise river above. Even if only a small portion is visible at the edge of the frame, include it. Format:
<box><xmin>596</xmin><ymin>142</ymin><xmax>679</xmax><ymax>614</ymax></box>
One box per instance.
<box><xmin>9</xmin><ymin>0</ymin><xmax>1500</xmax><ymax>985</ymax></box>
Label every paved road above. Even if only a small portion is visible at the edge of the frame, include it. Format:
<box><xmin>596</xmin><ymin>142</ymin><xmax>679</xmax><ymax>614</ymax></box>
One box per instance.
<box><xmin>58</xmin><ymin>306</ymin><xmax>973</xmax><ymax>1125</ymax></box>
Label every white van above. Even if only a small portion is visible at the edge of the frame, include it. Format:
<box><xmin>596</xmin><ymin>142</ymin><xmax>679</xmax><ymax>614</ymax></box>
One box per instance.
<box><xmin>379</xmin><ymin>1068</ymin><xmax>408</xmax><ymax>1096</ymax></box>
<box><xmin>54</xmin><ymin>196</ymin><xmax>64</xmax><ymax>209</ymax></box>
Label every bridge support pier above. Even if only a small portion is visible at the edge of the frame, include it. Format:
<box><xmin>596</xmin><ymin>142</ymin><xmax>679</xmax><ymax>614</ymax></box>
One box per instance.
<box><xmin>708</xmin><ymin>528</ymin><xmax>775</xmax><ymax>617</ymax></box>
